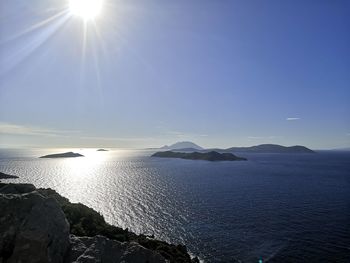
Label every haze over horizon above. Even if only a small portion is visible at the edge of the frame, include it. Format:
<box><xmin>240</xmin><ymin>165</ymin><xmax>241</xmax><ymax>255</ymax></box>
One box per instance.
<box><xmin>1</xmin><ymin>0</ymin><xmax>349</xmax><ymax>149</ymax></box>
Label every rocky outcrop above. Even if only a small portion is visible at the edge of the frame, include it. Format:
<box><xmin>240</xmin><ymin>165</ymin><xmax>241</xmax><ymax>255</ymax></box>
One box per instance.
<box><xmin>0</xmin><ymin>185</ymin><xmax>70</xmax><ymax>263</ymax></box>
<box><xmin>0</xmin><ymin>172</ymin><xmax>18</xmax><ymax>180</ymax></box>
<box><xmin>68</xmin><ymin>235</ymin><xmax>166</xmax><ymax>263</ymax></box>
<box><xmin>0</xmin><ymin>183</ymin><xmax>198</xmax><ymax>263</ymax></box>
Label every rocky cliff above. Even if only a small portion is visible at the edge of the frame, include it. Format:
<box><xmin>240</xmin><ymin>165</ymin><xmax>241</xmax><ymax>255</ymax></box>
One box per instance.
<box><xmin>0</xmin><ymin>183</ymin><xmax>198</xmax><ymax>263</ymax></box>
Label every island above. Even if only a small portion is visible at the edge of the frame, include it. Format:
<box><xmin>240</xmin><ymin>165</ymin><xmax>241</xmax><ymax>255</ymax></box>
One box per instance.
<box><xmin>151</xmin><ymin>142</ymin><xmax>314</xmax><ymax>154</ymax></box>
<box><xmin>225</xmin><ymin>144</ymin><xmax>315</xmax><ymax>153</ymax></box>
<box><xmin>39</xmin><ymin>152</ymin><xmax>84</xmax><ymax>158</ymax></box>
<box><xmin>0</xmin><ymin>172</ymin><xmax>19</xmax><ymax>179</ymax></box>
<box><xmin>97</xmin><ymin>149</ymin><xmax>109</xmax><ymax>151</ymax></box>
<box><xmin>152</xmin><ymin>151</ymin><xmax>247</xmax><ymax>161</ymax></box>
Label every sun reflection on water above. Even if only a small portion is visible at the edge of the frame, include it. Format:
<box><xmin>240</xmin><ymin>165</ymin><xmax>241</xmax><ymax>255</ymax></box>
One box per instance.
<box><xmin>50</xmin><ymin>148</ymin><xmax>115</xmax><ymax>203</ymax></box>
<box><xmin>65</xmin><ymin>149</ymin><xmax>108</xmax><ymax>178</ymax></box>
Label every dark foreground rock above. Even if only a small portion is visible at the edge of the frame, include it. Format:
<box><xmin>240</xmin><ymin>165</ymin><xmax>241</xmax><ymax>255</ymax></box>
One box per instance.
<box><xmin>0</xmin><ymin>185</ymin><xmax>70</xmax><ymax>263</ymax></box>
<box><xmin>152</xmin><ymin>150</ymin><xmax>247</xmax><ymax>161</ymax></box>
<box><xmin>0</xmin><ymin>183</ymin><xmax>198</xmax><ymax>263</ymax></box>
<box><xmin>68</xmin><ymin>235</ymin><xmax>166</xmax><ymax>263</ymax></box>
<box><xmin>39</xmin><ymin>152</ymin><xmax>84</xmax><ymax>158</ymax></box>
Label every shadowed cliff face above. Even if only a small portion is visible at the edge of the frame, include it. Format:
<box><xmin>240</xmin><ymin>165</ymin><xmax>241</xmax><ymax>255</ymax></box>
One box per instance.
<box><xmin>0</xmin><ymin>184</ymin><xmax>70</xmax><ymax>263</ymax></box>
<box><xmin>0</xmin><ymin>183</ymin><xmax>199</xmax><ymax>263</ymax></box>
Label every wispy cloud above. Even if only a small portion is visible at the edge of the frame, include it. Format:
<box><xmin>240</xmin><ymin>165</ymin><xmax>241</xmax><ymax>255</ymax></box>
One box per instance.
<box><xmin>0</xmin><ymin>122</ymin><xmax>79</xmax><ymax>137</ymax></box>
<box><xmin>286</xmin><ymin>117</ymin><xmax>300</xmax><ymax>121</ymax></box>
<box><xmin>78</xmin><ymin>135</ymin><xmax>154</xmax><ymax>142</ymax></box>
<box><xmin>0</xmin><ymin>122</ymin><xmax>155</xmax><ymax>145</ymax></box>
<box><xmin>247</xmin><ymin>136</ymin><xmax>264</xmax><ymax>139</ymax></box>
<box><xmin>248</xmin><ymin>135</ymin><xmax>281</xmax><ymax>140</ymax></box>
<box><xmin>165</xmin><ymin>131</ymin><xmax>186</xmax><ymax>137</ymax></box>
<box><xmin>155</xmin><ymin>125</ymin><xmax>208</xmax><ymax>139</ymax></box>
<box><xmin>165</xmin><ymin>130</ymin><xmax>208</xmax><ymax>138</ymax></box>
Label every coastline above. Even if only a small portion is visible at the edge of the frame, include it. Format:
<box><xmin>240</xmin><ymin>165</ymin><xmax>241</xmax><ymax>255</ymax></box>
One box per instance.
<box><xmin>0</xmin><ymin>178</ymin><xmax>199</xmax><ymax>263</ymax></box>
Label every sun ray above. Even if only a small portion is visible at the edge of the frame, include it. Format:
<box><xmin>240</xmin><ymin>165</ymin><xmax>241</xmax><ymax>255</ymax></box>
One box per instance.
<box><xmin>0</xmin><ymin>9</ymin><xmax>69</xmax><ymax>45</ymax></box>
<box><xmin>1</xmin><ymin>13</ymin><xmax>71</xmax><ymax>77</ymax></box>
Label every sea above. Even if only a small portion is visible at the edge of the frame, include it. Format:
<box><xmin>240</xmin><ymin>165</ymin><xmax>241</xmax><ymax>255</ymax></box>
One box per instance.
<box><xmin>0</xmin><ymin>148</ymin><xmax>349</xmax><ymax>262</ymax></box>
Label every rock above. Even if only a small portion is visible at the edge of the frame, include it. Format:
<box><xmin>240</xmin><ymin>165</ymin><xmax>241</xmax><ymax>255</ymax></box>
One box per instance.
<box><xmin>68</xmin><ymin>235</ymin><xmax>167</xmax><ymax>263</ymax></box>
<box><xmin>0</xmin><ymin>185</ymin><xmax>70</xmax><ymax>263</ymax></box>
<box><xmin>0</xmin><ymin>183</ymin><xmax>36</xmax><ymax>194</ymax></box>
<box><xmin>0</xmin><ymin>172</ymin><xmax>18</xmax><ymax>180</ymax></box>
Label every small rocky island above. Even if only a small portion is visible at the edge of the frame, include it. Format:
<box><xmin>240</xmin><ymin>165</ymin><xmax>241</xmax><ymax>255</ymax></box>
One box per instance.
<box><xmin>0</xmin><ymin>183</ymin><xmax>198</xmax><ymax>263</ymax></box>
<box><xmin>0</xmin><ymin>172</ymin><xmax>18</xmax><ymax>179</ymax></box>
<box><xmin>97</xmin><ymin>149</ymin><xmax>109</xmax><ymax>151</ymax></box>
<box><xmin>39</xmin><ymin>152</ymin><xmax>84</xmax><ymax>158</ymax></box>
<box><xmin>152</xmin><ymin>151</ymin><xmax>247</xmax><ymax>161</ymax></box>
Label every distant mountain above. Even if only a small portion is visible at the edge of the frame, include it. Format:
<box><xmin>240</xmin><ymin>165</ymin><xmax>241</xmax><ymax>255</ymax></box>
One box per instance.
<box><xmin>97</xmin><ymin>149</ymin><xmax>108</xmax><ymax>151</ymax></box>
<box><xmin>152</xmin><ymin>151</ymin><xmax>246</xmax><ymax>161</ymax></box>
<box><xmin>153</xmin><ymin>143</ymin><xmax>314</xmax><ymax>154</ymax></box>
<box><xmin>39</xmin><ymin>152</ymin><xmax>84</xmax><ymax>158</ymax></box>
<box><xmin>171</xmin><ymin>148</ymin><xmax>202</xmax><ymax>152</ymax></box>
<box><xmin>161</xmin><ymin>141</ymin><xmax>203</xmax><ymax>150</ymax></box>
<box><xmin>225</xmin><ymin>144</ymin><xmax>314</xmax><ymax>153</ymax></box>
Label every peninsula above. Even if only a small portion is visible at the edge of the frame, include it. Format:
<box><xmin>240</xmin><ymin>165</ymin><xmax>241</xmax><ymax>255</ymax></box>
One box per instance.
<box><xmin>152</xmin><ymin>151</ymin><xmax>247</xmax><ymax>161</ymax></box>
<box><xmin>39</xmin><ymin>152</ymin><xmax>84</xmax><ymax>158</ymax></box>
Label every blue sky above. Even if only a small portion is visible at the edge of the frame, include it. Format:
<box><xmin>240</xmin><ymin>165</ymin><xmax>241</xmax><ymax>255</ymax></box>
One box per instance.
<box><xmin>0</xmin><ymin>0</ymin><xmax>349</xmax><ymax>149</ymax></box>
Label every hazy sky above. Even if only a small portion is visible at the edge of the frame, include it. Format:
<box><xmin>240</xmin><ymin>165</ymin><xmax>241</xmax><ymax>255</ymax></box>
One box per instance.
<box><xmin>0</xmin><ymin>0</ymin><xmax>349</xmax><ymax>149</ymax></box>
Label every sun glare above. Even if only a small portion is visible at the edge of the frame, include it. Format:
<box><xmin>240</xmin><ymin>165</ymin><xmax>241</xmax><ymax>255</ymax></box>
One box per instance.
<box><xmin>69</xmin><ymin>0</ymin><xmax>103</xmax><ymax>20</ymax></box>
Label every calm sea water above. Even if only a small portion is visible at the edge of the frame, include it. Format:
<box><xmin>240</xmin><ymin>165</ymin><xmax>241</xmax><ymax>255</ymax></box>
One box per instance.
<box><xmin>0</xmin><ymin>148</ymin><xmax>349</xmax><ymax>262</ymax></box>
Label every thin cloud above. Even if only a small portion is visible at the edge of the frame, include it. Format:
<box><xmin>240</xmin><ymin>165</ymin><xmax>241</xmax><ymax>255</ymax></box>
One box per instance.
<box><xmin>248</xmin><ymin>136</ymin><xmax>264</xmax><ymax>139</ymax></box>
<box><xmin>166</xmin><ymin>131</ymin><xmax>186</xmax><ymax>137</ymax></box>
<box><xmin>248</xmin><ymin>136</ymin><xmax>281</xmax><ymax>140</ymax></box>
<box><xmin>286</xmin><ymin>117</ymin><xmax>300</xmax><ymax>121</ymax></box>
<box><xmin>79</xmin><ymin>135</ymin><xmax>154</xmax><ymax>142</ymax></box>
<box><xmin>164</xmin><ymin>130</ymin><xmax>208</xmax><ymax>138</ymax></box>
<box><xmin>0</xmin><ymin>122</ymin><xmax>154</xmax><ymax>143</ymax></box>
<box><xmin>0</xmin><ymin>122</ymin><xmax>79</xmax><ymax>137</ymax></box>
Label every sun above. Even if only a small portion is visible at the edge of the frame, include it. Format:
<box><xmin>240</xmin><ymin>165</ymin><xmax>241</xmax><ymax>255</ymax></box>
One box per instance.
<box><xmin>69</xmin><ymin>0</ymin><xmax>103</xmax><ymax>21</ymax></box>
